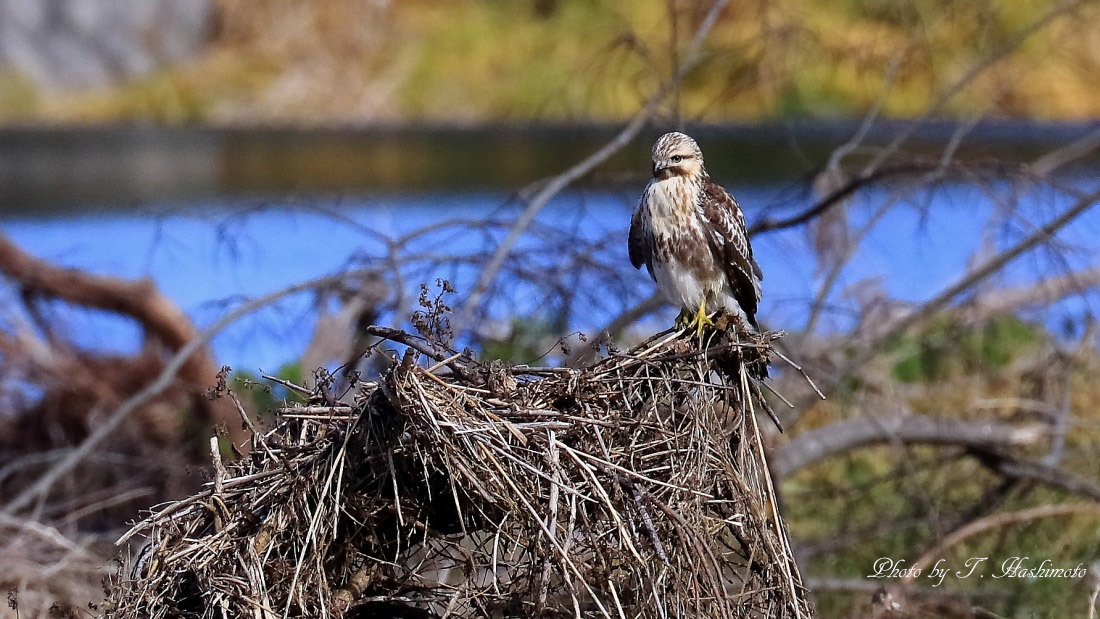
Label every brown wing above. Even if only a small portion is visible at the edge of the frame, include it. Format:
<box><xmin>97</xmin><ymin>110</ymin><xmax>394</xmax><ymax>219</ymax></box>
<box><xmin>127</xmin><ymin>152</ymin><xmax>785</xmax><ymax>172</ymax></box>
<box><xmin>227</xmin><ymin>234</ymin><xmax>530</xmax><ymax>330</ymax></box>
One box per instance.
<box><xmin>699</xmin><ymin>181</ymin><xmax>761</xmax><ymax>325</ymax></box>
<box><xmin>628</xmin><ymin>199</ymin><xmax>651</xmax><ymax>272</ymax></box>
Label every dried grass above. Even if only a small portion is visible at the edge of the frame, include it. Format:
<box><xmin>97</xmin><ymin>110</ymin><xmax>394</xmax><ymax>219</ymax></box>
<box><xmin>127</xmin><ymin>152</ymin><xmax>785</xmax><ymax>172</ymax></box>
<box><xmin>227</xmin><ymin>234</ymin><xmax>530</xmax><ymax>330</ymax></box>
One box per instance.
<box><xmin>104</xmin><ymin>322</ymin><xmax>813</xmax><ymax>618</ymax></box>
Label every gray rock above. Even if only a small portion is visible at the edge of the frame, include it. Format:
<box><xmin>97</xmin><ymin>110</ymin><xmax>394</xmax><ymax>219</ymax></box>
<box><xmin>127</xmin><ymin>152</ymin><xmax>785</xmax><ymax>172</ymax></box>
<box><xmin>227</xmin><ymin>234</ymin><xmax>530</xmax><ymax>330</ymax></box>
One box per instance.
<box><xmin>0</xmin><ymin>0</ymin><xmax>211</xmax><ymax>89</ymax></box>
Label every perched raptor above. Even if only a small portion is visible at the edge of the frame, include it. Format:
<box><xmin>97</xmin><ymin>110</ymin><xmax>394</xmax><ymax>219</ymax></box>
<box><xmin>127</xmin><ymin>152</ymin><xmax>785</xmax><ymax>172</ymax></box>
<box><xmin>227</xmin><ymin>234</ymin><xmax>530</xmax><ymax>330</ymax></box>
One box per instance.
<box><xmin>629</xmin><ymin>131</ymin><xmax>763</xmax><ymax>337</ymax></box>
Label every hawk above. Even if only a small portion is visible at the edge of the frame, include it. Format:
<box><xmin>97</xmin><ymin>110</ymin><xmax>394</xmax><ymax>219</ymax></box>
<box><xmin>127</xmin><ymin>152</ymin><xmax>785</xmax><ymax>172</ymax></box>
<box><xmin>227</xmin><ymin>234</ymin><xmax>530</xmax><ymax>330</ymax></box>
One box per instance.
<box><xmin>629</xmin><ymin>132</ymin><xmax>763</xmax><ymax>337</ymax></box>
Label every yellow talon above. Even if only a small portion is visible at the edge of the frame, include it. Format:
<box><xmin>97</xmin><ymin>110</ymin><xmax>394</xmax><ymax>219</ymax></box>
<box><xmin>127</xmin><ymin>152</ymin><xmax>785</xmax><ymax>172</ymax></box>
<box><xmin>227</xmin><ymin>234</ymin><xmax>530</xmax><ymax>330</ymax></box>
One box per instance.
<box><xmin>685</xmin><ymin>299</ymin><xmax>714</xmax><ymax>339</ymax></box>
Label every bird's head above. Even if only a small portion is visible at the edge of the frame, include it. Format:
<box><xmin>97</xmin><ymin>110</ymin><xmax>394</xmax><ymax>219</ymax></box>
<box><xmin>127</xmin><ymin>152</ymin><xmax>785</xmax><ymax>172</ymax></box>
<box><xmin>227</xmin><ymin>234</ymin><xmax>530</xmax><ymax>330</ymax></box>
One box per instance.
<box><xmin>651</xmin><ymin>131</ymin><xmax>705</xmax><ymax>180</ymax></box>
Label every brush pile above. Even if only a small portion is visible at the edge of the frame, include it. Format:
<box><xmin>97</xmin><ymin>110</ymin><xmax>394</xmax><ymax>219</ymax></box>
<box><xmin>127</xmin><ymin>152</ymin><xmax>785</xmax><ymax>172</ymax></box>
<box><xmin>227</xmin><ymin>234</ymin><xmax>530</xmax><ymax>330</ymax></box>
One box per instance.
<box><xmin>105</xmin><ymin>317</ymin><xmax>813</xmax><ymax>618</ymax></box>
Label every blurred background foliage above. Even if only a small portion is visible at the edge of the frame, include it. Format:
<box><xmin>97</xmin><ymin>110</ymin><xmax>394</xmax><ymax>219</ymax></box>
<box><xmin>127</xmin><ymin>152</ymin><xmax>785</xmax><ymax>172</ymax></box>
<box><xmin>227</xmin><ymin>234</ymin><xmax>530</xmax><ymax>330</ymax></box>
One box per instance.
<box><xmin>2</xmin><ymin>0</ymin><xmax>1099</xmax><ymax>125</ymax></box>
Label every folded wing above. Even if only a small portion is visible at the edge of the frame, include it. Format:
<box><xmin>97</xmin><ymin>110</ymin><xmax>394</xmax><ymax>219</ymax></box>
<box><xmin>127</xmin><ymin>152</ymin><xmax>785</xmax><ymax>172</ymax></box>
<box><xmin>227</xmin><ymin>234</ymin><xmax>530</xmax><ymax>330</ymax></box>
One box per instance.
<box><xmin>699</xmin><ymin>182</ymin><xmax>762</xmax><ymax>327</ymax></box>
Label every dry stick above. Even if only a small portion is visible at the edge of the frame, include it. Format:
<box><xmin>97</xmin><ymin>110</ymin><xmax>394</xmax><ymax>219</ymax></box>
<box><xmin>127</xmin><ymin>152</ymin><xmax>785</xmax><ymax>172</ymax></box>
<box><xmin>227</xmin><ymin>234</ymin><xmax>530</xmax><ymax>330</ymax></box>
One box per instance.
<box><xmin>283</xmin><ymin>430</ymin><xmax>352</xmax><ymax>618</ymax></box>
<box><xmin>556</xmin><ymin>439</ymin><xmax>711</xmax><ymax>498</ymax></box>
<box><xmin>536</xmin><ymin>431</ymin><xmax>561</xmax><ymax>612</ymax></box>
<box><xmin>742</xmin><ymin>369</ymin><xmax>806</xmax><ymax>618</ymax></box>
<box><xmin>209</xmin><ymin>437</ymin><xmax>226</xmax><ymax>497</ymax></box>
<box><xmin>456</xmin><ymin>0</ymin><xmax>731</xmax><ymax>325</ymax></box>
<box><xmin>899</xmin><ymin>502</ymin><xmax>1100</xmax><ymax>586</ymax></box>
<box><xmin>260</xmin><ymin>374</ymin><xmax>313</xmax><ymax>396</ymax></box>
<box><xmin>626</xmin><ymin>482</ymin><xmax>669</xmax><ymax>565</ymax></box>
<box><xmin>4</xmin><ymin>270</ymin><xmax>363</xmax><ymax>516</ymax></box>
<box><xmin>366</xmin><ymin>325</ymin><xmax>474</xmax><ymax>381</ymax></box>
<box><xmin>1031</xmin><ymin>125</ymin><xmax>1100</xmax><ymax>177</ymax></box>
<box><xmin>769</xmin><ymin>348</ymin><xmax>824</xmax><ymax>400</ymax></box>
<box><xmin>364</xmin><ymin>325</ymin><xmax>450</xmax><ymax>362</ymax></box>
<box><xmin>556</xmin><ymin>440</ymin><xmax>646</xmax><ymax>564</ymax></box>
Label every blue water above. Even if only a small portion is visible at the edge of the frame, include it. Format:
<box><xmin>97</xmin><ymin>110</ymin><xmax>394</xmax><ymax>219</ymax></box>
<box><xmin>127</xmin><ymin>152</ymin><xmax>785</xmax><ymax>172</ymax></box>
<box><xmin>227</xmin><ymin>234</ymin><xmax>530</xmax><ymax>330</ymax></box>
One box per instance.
<box><xmin>3</xmin><ymin>180</ymin><xmax>1098</xmax><ymax>371</ymax></box>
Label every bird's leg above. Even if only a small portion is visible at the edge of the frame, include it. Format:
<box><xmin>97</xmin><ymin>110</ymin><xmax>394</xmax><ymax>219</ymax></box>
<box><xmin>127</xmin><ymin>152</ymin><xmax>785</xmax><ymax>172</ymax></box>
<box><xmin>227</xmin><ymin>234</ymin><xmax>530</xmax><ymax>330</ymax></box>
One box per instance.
<box><xmin>674</xmin><ymin>307</ymin><xmax>692</xmax><ymax>330</ymax></box>
<box><xmin>687</xmin><ymin>298</ymin><xmax>715</xmax><ymax>339</ymax></box>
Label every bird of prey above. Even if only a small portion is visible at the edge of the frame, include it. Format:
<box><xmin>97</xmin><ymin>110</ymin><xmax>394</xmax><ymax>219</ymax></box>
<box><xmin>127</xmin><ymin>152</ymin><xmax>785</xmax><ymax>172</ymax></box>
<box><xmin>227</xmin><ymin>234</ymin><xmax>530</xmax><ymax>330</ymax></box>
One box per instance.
<box><xmin>628</xmin><ymin>132</ymin><xmax>763</xmax><ymax>337</ymax></box>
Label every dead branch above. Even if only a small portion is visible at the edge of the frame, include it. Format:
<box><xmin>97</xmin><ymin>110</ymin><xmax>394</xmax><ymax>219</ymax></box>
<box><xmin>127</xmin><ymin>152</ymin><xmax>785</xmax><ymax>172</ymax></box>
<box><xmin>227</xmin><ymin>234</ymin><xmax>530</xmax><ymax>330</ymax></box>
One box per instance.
<box><xmin>791</xmin><ymin>185</ymin><xmax>1100</xmax><ymax>417</ymax></box>
<box><xmin>1030</xmin><ymin>125</ymin><xmax>1100</xmax><ymax>176</ymax></box>
<box><xmin>770</xmin><ymin>416</ymin><xmax>1046</xmax><ymax>479</ymax></box>
<box><xmin>880</xmin><ymin>186</ymin><xmax>1100</xmax><ymax>339</ymax></box>
<box><xmin>963</xmin><ymin>265</ymin><xmax>1100</xmax><ymax>319</ymax></box>
<box><xmin>748</xmin><ymin>164</ymin><xmax>933</xmax><ymax>237</ymax></box>
<box><xmin>967</xmin><ymin>446</ymin><xmax>1100</xmax><ymax>502</ymax></box>
<box><xmin>0</xmin><ymin>232</ymin><xmax>214</xmax><ymax>391</ymax></box>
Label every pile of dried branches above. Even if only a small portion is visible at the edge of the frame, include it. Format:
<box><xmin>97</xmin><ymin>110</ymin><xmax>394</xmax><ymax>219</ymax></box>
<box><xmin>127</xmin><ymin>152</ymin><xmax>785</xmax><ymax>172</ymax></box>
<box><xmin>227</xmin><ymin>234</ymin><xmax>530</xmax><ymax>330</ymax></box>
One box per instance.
<box><xmin>105</xmin><ymin>320</ymin><xmax>813</xmax><ymax>618</ymax></box>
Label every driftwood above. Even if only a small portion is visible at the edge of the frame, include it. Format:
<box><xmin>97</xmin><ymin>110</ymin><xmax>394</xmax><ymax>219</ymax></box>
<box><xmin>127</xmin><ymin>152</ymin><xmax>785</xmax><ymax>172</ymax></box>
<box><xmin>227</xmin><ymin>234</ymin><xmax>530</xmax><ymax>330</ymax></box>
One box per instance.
<box><xmin>0</xmin><ymin>231</ymin><xmax>239</xmax><ymax>446</ymax></box>
<box><xmin>105</xmin><ymin>320</ymin><xmax>813</xmax><ymax>618</ymax></box>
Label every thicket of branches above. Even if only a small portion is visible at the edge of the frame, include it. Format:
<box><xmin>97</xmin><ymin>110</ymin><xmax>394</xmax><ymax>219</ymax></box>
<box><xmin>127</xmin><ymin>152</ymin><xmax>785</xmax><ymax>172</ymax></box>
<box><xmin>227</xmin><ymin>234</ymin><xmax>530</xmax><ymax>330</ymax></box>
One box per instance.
<box><xmin>105</xmin><ymin>302</ymin><xmax>812</xmax><ymax>618</ymax></box>
<box><xmin>2</xmin><ymin>1</ymin><xmax>1100</xmax><ymax>617</ymax></box>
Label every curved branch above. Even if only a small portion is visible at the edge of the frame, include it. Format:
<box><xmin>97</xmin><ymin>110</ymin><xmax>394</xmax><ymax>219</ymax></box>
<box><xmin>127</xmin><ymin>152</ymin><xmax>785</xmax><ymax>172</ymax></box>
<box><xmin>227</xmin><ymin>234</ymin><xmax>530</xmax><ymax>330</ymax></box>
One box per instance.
<box><xmin>748</xmin><ymin>164</ymin><xmax>931</xmax><ymax>237</ymax></box>
<box><xmin>0</xmin><ymin>232</ymin><xmax>212</xmax><ymax>387</ymax></box>
<box><xmin>967</xmin><ymin>445</ymin><xmax>1100</xmax><ymax>502</ymax></box>
<box><xmin>964</xmin><ymin>265</ymin><xmax>1100</xmax><ymax>319</ymax></box>
<box><xmin>770</xmin><ymin>415</ymin><xmax>1045</xmax><ymax>479</ymax></box>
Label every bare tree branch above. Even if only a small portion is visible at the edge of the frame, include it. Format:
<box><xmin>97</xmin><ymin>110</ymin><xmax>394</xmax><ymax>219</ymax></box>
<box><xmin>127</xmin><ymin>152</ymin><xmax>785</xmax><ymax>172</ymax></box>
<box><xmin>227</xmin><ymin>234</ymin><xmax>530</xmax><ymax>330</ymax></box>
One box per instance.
<box><xmin>770</xmin><ymin>415</ymin><xmax>1046</xmax><ymax>479</ymax></box>
<box><xmin>748</xmin><ymin>164</ymin><xmax>933</xmax><ymax>237</ymax></box>
<box><xmin>878</xmin><ymin>186</ymin><xmax>1100</xmax><ymax>341</ymax></box>
<box><xmin>861</xmin><ymin>0</ymin><xmax>1090</xmax><ymax>176</ymax></box>
<box><xmin>0</xmin><ymin>232</ymin><xmax>213</xmax><ymax>389</ymax></box>
<box><xmin>786</xmin><ymin>185</ymin><xmax>1100</xmax><ymax>421</ymax></box>
<box><xmin>1030</xmin><ymin>125</ymin><xmax>1100</xmax><ymax>177</ymax></box>
<box><xmin>964</xmin><ymin>265</ymin><xmax>1100</xmax><ymax>319</ymax></box>
<box><xmin>968</xmin><ymin>445</ymin><xmax>1100</xmax><ymax>502</ymax></box>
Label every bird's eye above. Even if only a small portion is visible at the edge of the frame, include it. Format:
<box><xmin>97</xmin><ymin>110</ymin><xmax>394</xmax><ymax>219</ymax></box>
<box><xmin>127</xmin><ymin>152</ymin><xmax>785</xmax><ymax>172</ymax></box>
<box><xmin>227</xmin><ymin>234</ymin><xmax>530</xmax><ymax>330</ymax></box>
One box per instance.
<box><xmin>671</xmin><ymin>155</ymin><xmax>683</xmax><ymax>163</ymax></box>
